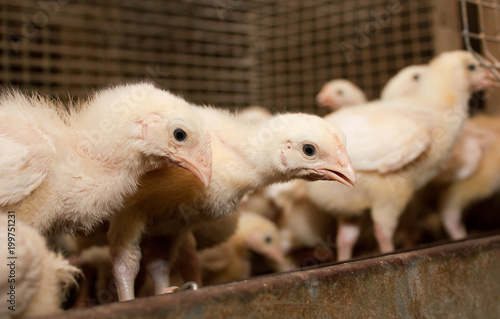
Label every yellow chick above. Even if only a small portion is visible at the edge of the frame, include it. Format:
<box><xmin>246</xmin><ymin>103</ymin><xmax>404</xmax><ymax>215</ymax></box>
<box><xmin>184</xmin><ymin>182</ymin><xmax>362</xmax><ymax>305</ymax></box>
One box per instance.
<box><xmin>199</xmin><ymin>212</ymin><xmax>284</xmax><ymax>285</ymax></box>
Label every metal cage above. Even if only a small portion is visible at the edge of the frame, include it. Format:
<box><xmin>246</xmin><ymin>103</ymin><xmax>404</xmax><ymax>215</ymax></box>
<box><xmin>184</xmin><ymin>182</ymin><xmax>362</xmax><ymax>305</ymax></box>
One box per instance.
<box><xmin>0</xmin><ymin>0</ymin><xmax>461</xmax><ymax>112</ymax></box>
<box><xmin>461</xmin><ymin>0</ymin><xmax>500</xmax><ymax>79</ymax></box>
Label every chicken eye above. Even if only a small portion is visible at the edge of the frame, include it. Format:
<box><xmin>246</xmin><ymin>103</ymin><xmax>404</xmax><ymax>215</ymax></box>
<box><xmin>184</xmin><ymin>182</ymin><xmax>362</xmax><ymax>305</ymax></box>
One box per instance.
<box><xmin>468</xmin><ymin>64</ymin><xmax>476</xmax><ymax>71</ymax></box>
<box><xmin>173</xmin><ymin>128</ymin><xmax>187</xmax><ymax>142</ymax></box>
<box><xmin>413</xmin><ymin>74</ymin><xmax>420</xmax><ymax>81</ymax></box>
<box><xmin>303</xmin><ymin>144</ymin><xmax>316</xmax><ymax>156</ymax></box>
<box><xmin>337</xmin><ymin>89</ymin><xmax>343</xmax><ymax>96</ymax></box>
<box><xmin>264</xmin><ymin>236</ymin><xmax>272</xmax><ymax>244</ymax></box>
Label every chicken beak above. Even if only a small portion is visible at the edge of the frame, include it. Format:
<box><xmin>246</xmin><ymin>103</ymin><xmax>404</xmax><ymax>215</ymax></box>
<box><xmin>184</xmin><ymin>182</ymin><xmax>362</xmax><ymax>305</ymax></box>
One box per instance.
<box><xmin>314</xmin><ymin>162</ymin><xmax>356</xmax><ymax>187</ymax></box>
<box><xmin>475</xmin><ymin>68</ymin><xmax>499</xmax><ymax>90</ymax></box>
<box><xmin>309</xmin><ymin>149</ymin><xmax>356</xmax><ymax>187</ymax></box>
<box><xmin>177</xmin><ymin>146</ymin><xmax>212</xmax><ymax>186</ymax></box>
<box><xmin>317</xmin><ymin>94</ymin><xmax>339</xmax><ymax>110</ymax></box>
<box><xmin>265</xmin><ymin>247</ymin><xmax>285</xmax><ymax>264</ymax></box>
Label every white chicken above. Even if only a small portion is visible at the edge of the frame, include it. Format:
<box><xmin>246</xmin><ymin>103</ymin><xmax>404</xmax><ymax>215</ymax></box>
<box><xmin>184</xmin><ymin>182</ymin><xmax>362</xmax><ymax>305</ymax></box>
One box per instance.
<box><xmin>306</xmin><ymin>50</ymin><xmax>495</xmax><ymax>261</ymax></box>
<box><xmin>108</xmin><ymin>109</ymin><xmax>356</xmax><ymax>301</ymax></box>
<box><xmin>0</xmin><ymin>83</ymin><xmax>212</xmax><ymax>235</ymax></box>
<box><xmin>380</xmin><ymin>65</ymin><xmax>429</xmax><ymax>100</ymax></box>
<box><xmin>382</xmin><ymin>65</ymin><xmax>496</xmax><ymax>241</ymax></box>
<box><xmin>0</xmin><ymin>214</ymin><xmax>80</xmax><ymax>318</ymax></box>
<box><xmin>382</xmin><ymin>64</ymin><xmax>498</xmax><ymax>242</ymax></box>
<box><xmin>316</xmin><ymin>79</ymin><xmax>367</xmax><ymax>111</ymax></box>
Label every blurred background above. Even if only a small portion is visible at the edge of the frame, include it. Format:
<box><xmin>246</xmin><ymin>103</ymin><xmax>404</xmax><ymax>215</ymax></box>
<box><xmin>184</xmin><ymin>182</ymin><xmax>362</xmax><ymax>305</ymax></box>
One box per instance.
<box><xmin>2</xmin><ymin>0</ymin><xmax>495</xmax><ymax>113</ymax></box>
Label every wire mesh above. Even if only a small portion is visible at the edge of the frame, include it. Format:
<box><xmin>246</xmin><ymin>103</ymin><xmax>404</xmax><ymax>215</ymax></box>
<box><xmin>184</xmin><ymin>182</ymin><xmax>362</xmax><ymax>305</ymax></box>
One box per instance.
<box><xmin>461</xmin><ymin>0</ymin><xmax>500</xmax><ymax>79</ymax></box>
<box><xmin>0</xmin><ymin>0</ymin><xmax>255</xmax><ymax>107</ymax></box>
<box><xmin>250</xmin><ymin>0</ymin><xmax>436</xmax><ymax>113</ymax></box>
<box><xmin>0</xmin><ymin>1</ymin><xmax>451</xmax><ymax>112</ymax></box>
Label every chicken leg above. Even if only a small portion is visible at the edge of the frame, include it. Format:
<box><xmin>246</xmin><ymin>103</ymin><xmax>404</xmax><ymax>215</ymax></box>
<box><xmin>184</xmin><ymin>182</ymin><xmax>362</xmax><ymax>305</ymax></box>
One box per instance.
<box><xmin>108</xmin><ymin>215</ymin><xmax>146</xmax><ymax>301</ymax></box>
<box><xmin>336</xmin><ymin>218</ymin><xmax>361</xmax><ymax>261</ymax></box>
<box><xmin>144</xmin><ymin>236</ymin><xmax>180</xmax><ymax>294</ymax></box>
<box><xmin>371</xmin><ymin>203</ymin><xmax>404</xmax><ymax>254</ymax></box>
<box><xmin>440</xmin><ymin>203</ymin><xmax>467</xmax><ymax>240</ymax></box>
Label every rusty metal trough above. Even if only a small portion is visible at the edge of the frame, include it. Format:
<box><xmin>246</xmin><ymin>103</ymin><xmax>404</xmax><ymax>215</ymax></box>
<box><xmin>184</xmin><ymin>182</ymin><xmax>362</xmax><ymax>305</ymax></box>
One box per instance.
<box><xmin>46</xmin><ymin>234</ymin><xmax>500</xmax><ymax>319</ymax></box>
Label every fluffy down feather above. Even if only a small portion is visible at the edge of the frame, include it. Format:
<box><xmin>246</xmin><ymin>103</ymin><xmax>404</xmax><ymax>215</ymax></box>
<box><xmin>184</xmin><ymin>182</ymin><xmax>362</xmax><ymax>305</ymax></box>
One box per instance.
<box><xmin>191</xmin><ymin>105</ymin><xmax>276</xmax><ymax>253</ymax></box>
<box><xmin>0</xmin><ymin>83</ymin><xmax>212</xmax><ymax>235</ymax></box>
<box><xmin>0</xmin><ymin>214</ymin><xmax>80</xmax><ymax>318</ymax></box>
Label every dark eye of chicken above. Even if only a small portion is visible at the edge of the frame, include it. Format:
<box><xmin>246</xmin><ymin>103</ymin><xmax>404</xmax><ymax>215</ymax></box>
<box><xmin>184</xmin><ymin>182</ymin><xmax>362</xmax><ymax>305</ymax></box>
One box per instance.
<box><xmin>174</xmin><ymin>128</ymin><xmax>187</xmax><ymax>142</ymax></box>
<box><xmin>264</xmin><ymin>236</ymin><xmax>272</xmax><ymax>244</ymax></box>
<box><xmin>468</xmin><ymin>64</ymin><xmax>476</xmax><ymax>71</ymax></box>
<box><xmin>303</xmin><ymin>144</ymin><xmax>316</xmax><ymax>156</ymax></box>
<box><xmin>413</xmin><ymin>74</ymin><xmax>419</xmax><ymax>81</ymax></box>
<box><xmin>337</xmin><ymin>89</ymin><xmax>343</xmax><ymax>96</ymax></box>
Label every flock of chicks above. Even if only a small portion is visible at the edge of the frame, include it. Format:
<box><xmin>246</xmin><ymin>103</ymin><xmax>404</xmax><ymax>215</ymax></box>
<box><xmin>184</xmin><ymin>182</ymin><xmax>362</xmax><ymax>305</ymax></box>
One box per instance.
<box><xmin>0</xmin><ymin>50</ymin><xmax>499</xmax><ymax>318</ymax></box>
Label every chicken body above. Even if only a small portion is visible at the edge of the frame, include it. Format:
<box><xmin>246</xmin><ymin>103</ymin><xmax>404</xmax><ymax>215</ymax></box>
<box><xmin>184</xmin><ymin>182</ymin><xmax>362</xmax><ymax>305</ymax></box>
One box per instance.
<box><xmin>0</xmin><ymin>84</ymin><xmax>211</xmax><ymax>235</ymax></box>
<box><xmin>439</xmin><ymin>115</ymin><xmax>500</xmax><ymax>239</ymax></box>
<box><xmin>264</xmin><ymin>181</ymin><xmax>333</xmax><ymax>254</ymax></box>
<box><xmin>306</xmin><ymin>51</ymin><xmax>494</xmax><ymax>260</ymax></box>
<box><xmin>382</xmin><ymin>64</ymin><xmax>496</xmax><ymax>241</ymax></box>
<box><xmin>108</xmin><ymin>108</ymin><xmax>356</xmax><ymax>301</ymax></box>
<box><xmin>431</xmin><ymin>119</ymin><xmax>491</xmax><ymax>184</ymax></box>
<box><xmin>0</xmin><ymin>214</ymin><xmax>80</xmax><ymax>318</ymax></box>
<box><xmin>199</xmin><ymin>212</ymin><xmax>284</xmax><ymax>285</ymax></box>
<box><xmin>382</xmin><ymin>65</ymin><xmax>495</xmax><ymax>241</ymax></box>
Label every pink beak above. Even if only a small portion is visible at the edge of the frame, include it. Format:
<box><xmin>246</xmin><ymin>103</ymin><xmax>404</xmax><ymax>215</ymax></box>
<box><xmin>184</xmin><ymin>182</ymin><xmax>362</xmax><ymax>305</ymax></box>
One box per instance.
<box><xmin>316</xmin><ymin>94</ymin><xmax>340</xmax><ymax>111</ymax></box>
<box><xmin>178</xmin><ymin>155</ymin><xmax>212</xmax><ymax>186</ymax></box>
<box><xmin>264</xmin><ymin>246</ymin><xmax>285</xmax><ymax>264</ymax></box>
<box><xmin>309</xmin><ymin>161</ymin><xmax>357</xmax><ymax>187</ymax></box>
<box><xmin>308</xmin><ymin>144</ymin><xmax>357</xmax><ymax>187</ymax></box>
<box><xmin>176</xmin><ymin>140</ymin><xmax>212</xmax><ymax>186</ymax></box>
<box><xmin>474</xmin><ymin>68</ymin><xmax>499</xmax><ymax>90</ymax></box>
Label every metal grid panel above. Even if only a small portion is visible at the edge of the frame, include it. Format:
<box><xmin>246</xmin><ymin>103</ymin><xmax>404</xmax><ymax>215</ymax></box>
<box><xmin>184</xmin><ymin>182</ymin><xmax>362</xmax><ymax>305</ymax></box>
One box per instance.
<box><xmin>0</xmin><ymin>1</ymin><xmax>452</xmax><ymax>112</ymax></box>
<box><xmin>250</xmin><ymin>0</ymin><xmax>436</xmax><ymax>113</ymax></box>
<box><xmin>461</xmin><ymin>0</ymin><xmax>500</xmax><ymax>79</ymax></box>
<box><xmin>0</xmin><ymin>0</ymin><xmax>253</xmax><ymax>107</ymax></box>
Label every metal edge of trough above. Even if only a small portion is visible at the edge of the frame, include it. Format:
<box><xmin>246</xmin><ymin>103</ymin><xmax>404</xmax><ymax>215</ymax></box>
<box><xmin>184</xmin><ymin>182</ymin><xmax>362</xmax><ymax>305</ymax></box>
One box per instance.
<box><xmin>46</xmin><ymin>234</ymin><xmax>500</xmax><ymax>319</ymax></box>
